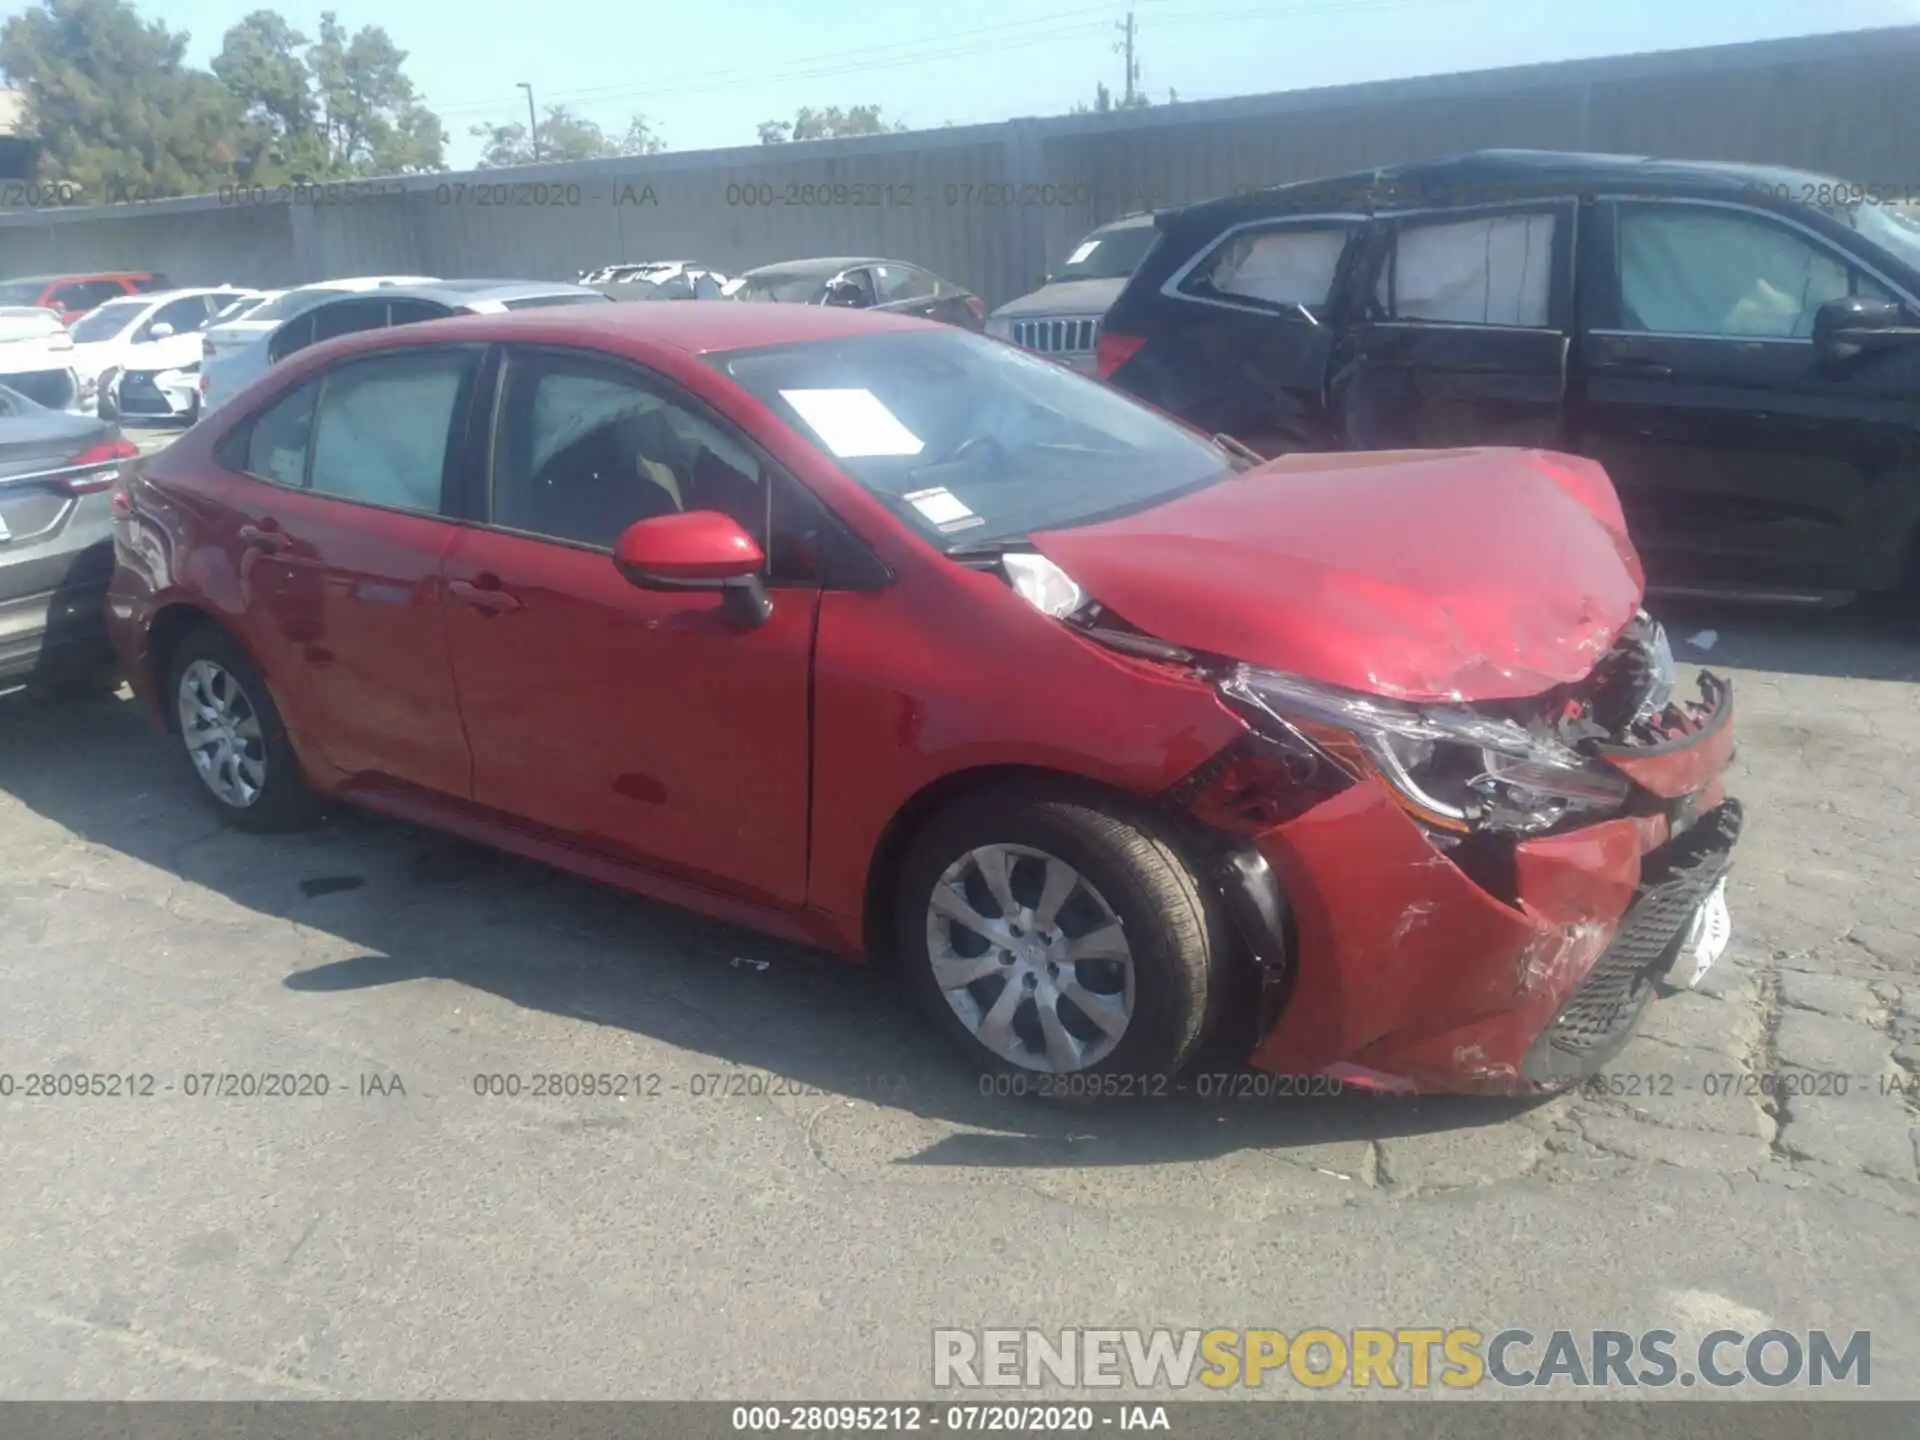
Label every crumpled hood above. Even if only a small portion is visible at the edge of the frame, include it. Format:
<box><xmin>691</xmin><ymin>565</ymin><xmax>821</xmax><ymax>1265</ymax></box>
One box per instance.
<box><xmin>991</xmin><ymin>278</ymin><xmax>1128</xmax><ymax>320</ymax></box>
<box><xmin>1031</xmin><ymin>447</ymin><xmax>1646</xmax><ymax>703</ymax></box>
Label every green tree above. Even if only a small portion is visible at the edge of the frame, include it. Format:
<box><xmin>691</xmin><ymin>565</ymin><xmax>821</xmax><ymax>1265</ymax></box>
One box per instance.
<box><xmin>305</xmin><ymin>12</ymin><xmax>443</xmax><ymax>175</ymax></box>
<box><xmin>0</xmin><ymin>0</ymin><xmax>244</xmax><ymax>197</ymax></box>
<box><xmin>470</xmin><ymin>104</ymin><xmax>663</xmax><ymax>168</ymax></box>
<box><xmin>212</xmin><ymin>10</ymin><xmax>325</xmax><ymax>181</ymax></box>
<box><xmin>757</xmin><ymin>103</ymin><xmax>907</xmax><ymax>144</ymax></box>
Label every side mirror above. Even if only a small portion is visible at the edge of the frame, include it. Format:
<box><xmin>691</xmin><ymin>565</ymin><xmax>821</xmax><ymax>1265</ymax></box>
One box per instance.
<box><xmin>611</xmin><ymin>511</ymin><xmax>772</xmax><ymax>626</ymax></box>
<box><xmin>148</xmin><ymin>322</ymin><xmax>175</xmax><ymax>340</ymax></box>
<box><xmin>823</xmin><ymin>280</ymin><xmax>865</xmax><ymax>308</ymax></box>
<box><xmin>1812</xmin><ymin>295</ymin><xmax>1920</xmax><ymax>360</ymax></box>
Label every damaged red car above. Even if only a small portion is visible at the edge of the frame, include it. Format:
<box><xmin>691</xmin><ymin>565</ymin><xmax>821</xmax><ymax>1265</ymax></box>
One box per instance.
<box><xmin>105</xmin><ymin>302</ymin><xmax>1740</xmax><ymax>1095</ymax></box>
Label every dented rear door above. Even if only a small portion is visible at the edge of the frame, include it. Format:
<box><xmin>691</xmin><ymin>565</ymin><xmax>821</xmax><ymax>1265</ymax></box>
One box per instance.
<box><xmin>1330</xmin><ymin>198</ymin><xmax>1576</xmax><ymax>450</ymax></box>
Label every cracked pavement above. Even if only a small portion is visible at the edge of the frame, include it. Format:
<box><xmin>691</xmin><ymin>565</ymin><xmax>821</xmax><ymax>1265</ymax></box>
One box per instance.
<box><xmin>1</xmin><ymin>598</ymin><xmax>1917</xmax><ymax>1399</ymax></box>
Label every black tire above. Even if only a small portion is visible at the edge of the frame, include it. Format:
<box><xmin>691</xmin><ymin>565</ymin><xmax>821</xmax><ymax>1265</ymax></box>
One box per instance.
<box><xmin>165</xmin><ymin>626</ymin><xmax>322</xmax><ymax>832</ymax></box>
<box><xmin>895</xmin><ymin>788</ymin><xmax>1229</xmax><ymax>1094</ymax></box>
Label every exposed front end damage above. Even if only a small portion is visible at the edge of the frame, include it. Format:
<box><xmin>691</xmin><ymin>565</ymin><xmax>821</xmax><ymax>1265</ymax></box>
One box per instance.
<box><xmin>999</xmin><ymin>446</ymin><xmax>1741</xmax><ymax>1095</ymax></box>
<box><xmin>1143</xmin><ymin>606</ymin><xmax>1742</xmax><ymax>1095</ymax></box>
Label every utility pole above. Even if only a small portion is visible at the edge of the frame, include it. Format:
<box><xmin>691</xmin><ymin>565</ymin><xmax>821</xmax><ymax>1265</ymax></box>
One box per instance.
<box><xmin>1114</xmin><ymin>10</ymin><xmax>1139</xmax><ymax>106</ymax></box>
<box><xmin>518</xmin><ymin>82</ymin><xmax>539</xmax><ymax>162</ymax></box>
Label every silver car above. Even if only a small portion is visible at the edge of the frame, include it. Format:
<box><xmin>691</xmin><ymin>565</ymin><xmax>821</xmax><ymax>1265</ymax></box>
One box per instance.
<box><xmin>198</xmin><ymin>276</ymin><xmax>439</xmax><ymax>416</ymax></box>
<box><xmin>986</xmin><ymin>213</ymin><xmax>1162</xmax><ymax>373</ymax></box>
<box><xmin>204</xmin><ymin>279</ymin><xmax>610</xmax><ymax>414</ymax></box>
<box><xmin>0</xmin><ymin>382</ymin><xmax>136</xmax><ymax>696</ymax></box>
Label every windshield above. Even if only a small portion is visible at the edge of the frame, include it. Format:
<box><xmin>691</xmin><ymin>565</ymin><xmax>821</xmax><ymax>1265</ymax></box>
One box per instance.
<box><xmin>240</xmin><ymin>287</ymin><xmax>351</xmax><ymax>324</ymax></box>
<box><xmin>1825</xmin><ymin>201</ymin><xmax>1920</xmax><ymax>275</ymax></box>
<box><xmin>737</xmin><ymin>274</ymin><xmax>828</xmax><ymax>305</ymax></box>
<box><xmin>211</xmin><ymin>293</ymin><xmax>274</xmax><ymax>323</ymax></box>
<box><xmin>70</xmin><ymin>299</ymin><xmax>148</xmax><ymax>343</ymax></box>
<box><xmin>0</xmin><ymin>282</ymin><xmax>48</xmax><ymax>305</ymax></box>
<box><xmin>714</xmin><ymin>329</ymin><xmax>1230</xmax><ymax>550</ymax></box>
<box><xmin>1051</xmin><ymin>224</ymin><xmax>1161</xmax><ymax>282</ymax></box>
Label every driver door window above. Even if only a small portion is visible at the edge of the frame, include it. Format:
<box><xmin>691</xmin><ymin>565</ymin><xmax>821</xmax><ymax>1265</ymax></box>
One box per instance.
<box><xmin>490</xmin><ymin>349</ymin><xmax>769</xmax><ymax>551</ymax></box>
<box><xmin>1614</xmin><ymin>203</ymin><xmax>1892</xmax><ymax>338</ymax></box>
<box><xmin>1179</xmin><ymin>225</ymin><xmax>1351</xmax><ymax>313</ymax></box>
<box><xmin>136</xmin><ymin>295</ymin><xmax>212</xmax><ymax>342</ymax></box>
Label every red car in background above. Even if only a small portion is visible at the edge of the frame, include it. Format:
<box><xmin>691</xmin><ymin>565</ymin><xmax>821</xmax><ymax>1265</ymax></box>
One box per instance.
<box><xmin>104</xmin><ymin>302</ymin><xmax>1740</xmax><ymax>1095</ymax></box>
<box><xmin>0</xmin><ymin>271</ymin><xmax>173</xmax><ymax>323</ymax></box>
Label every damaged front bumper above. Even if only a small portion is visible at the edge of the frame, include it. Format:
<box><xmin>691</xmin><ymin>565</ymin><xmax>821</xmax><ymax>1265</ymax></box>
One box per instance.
<box><xmin>1203</xmin><ymin>669</ymin><xmax>1740</xmax><ymax>1095</ymax></box>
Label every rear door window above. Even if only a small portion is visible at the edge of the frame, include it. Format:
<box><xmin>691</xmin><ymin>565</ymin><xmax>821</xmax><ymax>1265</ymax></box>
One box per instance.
<box><xmin>238</xmin><ymin>380</ymin><xmax>321</xmax><ymax>487</ymax></box>
<box><xmin>1375</xmin><ymin>211</ymin><xmax>1559</xmax><ymax>326</ymax></box>
<box><xmin>1178</xmin><ymin>225</ymin><xmax>1353</xmax><ymax>313</ymax></box>
<box><xmin>308</xmin><ymin>350</ymin><xmax>476</xmax><ymax>513</ymax></box>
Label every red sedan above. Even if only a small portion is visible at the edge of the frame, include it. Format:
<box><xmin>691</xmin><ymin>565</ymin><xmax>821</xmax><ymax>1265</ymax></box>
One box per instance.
<box><xmin>105</xmin><ymin>302</ymin><xmax>1740</xmax><ymax>1095</ymax></box>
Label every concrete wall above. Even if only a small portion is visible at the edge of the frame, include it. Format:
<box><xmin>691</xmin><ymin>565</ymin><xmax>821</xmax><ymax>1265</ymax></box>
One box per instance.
<box><xmin>4</xmin><ymin>23</ymin><xmax>1918</xmax><ymax>308</ymax></box>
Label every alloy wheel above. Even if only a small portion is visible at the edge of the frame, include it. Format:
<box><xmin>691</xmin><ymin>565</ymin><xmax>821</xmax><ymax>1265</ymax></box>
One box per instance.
<box><xmin>176</xmin><ymin>658</ymin><xmax>267</xmax><ymax>807</ymax></box>
<box><xmin>924</xmin><ymin>843</ymin><xmax>1135</xmax><ymax>1072</ymax></box>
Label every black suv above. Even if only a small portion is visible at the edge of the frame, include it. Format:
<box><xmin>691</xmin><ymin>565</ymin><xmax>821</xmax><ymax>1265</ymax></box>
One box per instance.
<box><xmin>1098</xmin><ymin>149</ymin><xmax>1920</xmax><ymax>602</ymax></box>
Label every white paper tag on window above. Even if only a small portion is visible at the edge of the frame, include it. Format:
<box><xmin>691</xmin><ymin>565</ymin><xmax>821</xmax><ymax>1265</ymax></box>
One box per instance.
<box><xmin>1065</xmin><ymin>240</ymin><xmax>1099</xmax><ymax>266</ymax></box>
<box><xmin>779</xmin><ymin>388</ymin><xmax>924</xmax><ymax>457</ymax></box>
<box><xmin>903</xmin><ymin>486</ymin><xmax>983</xmax><ymax>532</ymax></box>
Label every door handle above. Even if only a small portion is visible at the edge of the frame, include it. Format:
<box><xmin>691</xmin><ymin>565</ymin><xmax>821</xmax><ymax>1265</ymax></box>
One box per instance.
<box><xmin>238</xmin><ymin>523</ymin><xmax>289</xmax><ymax>552</ymax></box>
<box><xmin>1593</xmin><ymin>358</ymin><xmax>1673</xmax><ymax>378</ymax></box>
<box><xmin>447</xmin><ymin>577</ymin><xmax>524</xmax><ymax>615</ymax></box>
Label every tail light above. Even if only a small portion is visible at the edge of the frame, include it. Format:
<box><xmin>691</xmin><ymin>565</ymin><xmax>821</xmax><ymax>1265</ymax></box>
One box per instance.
<box><xmin>964</xmin><ymin>294</ymin><xmax>985</xmax><ymax>322</ymax></box>
<box><xmin>1095</xmin><ymin>331</ymin><xmax>1146</xmax><ymax>380</ymax></box>
<box><xmin>57</xmin><ymin>436</ymin><xmax>140</xmax><ymax>494</ymax></box>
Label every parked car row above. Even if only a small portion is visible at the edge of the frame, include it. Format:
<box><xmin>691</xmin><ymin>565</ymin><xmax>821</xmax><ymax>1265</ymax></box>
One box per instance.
<box><xmin>0</xmin><ymin>250</ymin><xmax>993</xmax><ymax>427</ymax></box>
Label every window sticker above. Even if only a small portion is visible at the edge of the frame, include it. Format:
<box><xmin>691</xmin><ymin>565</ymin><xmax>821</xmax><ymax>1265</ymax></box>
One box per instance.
<box><xmin>1065</xmin><ymin>240</ymin><xmax>1100</xmax><ymax>265</ymax></box>
<box><xmin>779</xmin><ymin>388</ymin><xmax>925</xmax><ymax>457</ymax></box>
<box><xmin>903</xmin><ymin>485</ymin><xmax>980</xmax><ymax>530</ymax></box>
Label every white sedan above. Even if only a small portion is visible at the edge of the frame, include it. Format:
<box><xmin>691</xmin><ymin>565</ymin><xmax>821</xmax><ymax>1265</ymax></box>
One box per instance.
<box><xmin>67</xmin><ymin>286</ymin><xmax>261</xmax><ymax>420</ymax></box>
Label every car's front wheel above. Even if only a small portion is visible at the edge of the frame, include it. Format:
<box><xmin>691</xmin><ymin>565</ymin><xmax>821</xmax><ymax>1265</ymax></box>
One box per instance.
<box><xmin>896</xmin><ymin>790</ymin><xmax>1228</xmax><ymax>1090</ymax></box>
<box><xmin>167</xmin><ymin>628</ymin><xmax>320</xmax><ymax>831</ymax></box>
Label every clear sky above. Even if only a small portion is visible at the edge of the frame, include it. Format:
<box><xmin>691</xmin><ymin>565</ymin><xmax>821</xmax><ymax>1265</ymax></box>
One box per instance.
<box><xmin>7</xmin><ymin>0</ymin><xmax>1919</xmax><ymax>169</ymax></box>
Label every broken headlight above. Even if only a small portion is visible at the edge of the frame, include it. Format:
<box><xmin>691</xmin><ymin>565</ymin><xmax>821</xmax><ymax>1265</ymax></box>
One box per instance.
<box><xmin>1219</xmin><ymin>665</ymin><xmax>1630</xmax><ymax>835</ymax></box>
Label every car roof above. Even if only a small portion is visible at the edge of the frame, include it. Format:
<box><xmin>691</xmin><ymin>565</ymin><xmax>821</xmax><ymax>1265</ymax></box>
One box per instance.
<box><xmin>1</xmin><ymin>270</ymin><xmax>161</xmax><ymax>283</ymax></box>
<box><xmin>290</xmin><ymin>296</ymin><xmax>939</xmax><ymax>365</ymax></box>
<box><xmin>1178</xmin><ymin>148</ymin><xmax>1863</xmax><ymax>222</ymax></box>
<box><xmin>302</xmin><ymin>279</ymin><xmax>605</xmax><ymax>308</ymax></box>
<box><xmin>100</xmin><ymin>285</ymin><xmax>255</xmax><ymax>306</ymax></box>
<box><xmin>739</xmin><ymin>257</ymin><xmax>898</xmax><ymax>280</ymax></box>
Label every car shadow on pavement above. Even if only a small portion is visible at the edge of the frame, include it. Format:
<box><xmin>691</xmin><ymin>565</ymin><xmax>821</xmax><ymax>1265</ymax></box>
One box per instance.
<box><xmin>0</xmin><ymin>685</ymin><xmax>1553</xmax><ymax>1169</ymax></box>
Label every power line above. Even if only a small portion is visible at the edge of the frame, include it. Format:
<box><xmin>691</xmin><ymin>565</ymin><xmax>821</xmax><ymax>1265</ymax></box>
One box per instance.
<box><xmin>428</xmin><ymin>0</ymin><xmax>1465</xmax><ymax>121</ymax></box>
<box><xmin>431</xmin><ymin>5</ymin><xmax>1122</xmax><ymax>115</ymax></box>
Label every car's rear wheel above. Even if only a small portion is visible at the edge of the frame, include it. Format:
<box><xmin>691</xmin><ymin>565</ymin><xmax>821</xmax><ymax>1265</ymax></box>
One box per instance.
<box><xmin>167</xmin><ymin>628</ymin><xmax>320</xmax><ymax>832</ymax></box>
<box><xmin>896</xmin><ymin>790</ymin><xmax>1227</xmax><ymax>1091</ymax></box>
